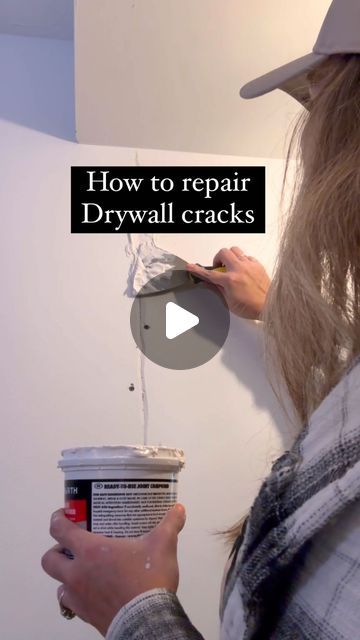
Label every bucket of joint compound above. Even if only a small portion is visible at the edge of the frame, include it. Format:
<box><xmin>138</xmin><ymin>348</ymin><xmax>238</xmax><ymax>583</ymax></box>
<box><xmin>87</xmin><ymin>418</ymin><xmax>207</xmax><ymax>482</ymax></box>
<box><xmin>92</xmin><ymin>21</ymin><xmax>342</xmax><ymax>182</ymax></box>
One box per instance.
<box><xmin>58</xmin><ymin>445</ymin><xmax>185</xmax><ymax>537</ymax></box>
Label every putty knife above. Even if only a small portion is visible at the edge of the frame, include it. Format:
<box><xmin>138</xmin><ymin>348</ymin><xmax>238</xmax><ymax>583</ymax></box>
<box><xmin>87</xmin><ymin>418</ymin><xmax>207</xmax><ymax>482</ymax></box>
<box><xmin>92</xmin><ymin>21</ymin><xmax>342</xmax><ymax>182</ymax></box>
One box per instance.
<box><xmin>137</xmin><ymin>263</ymin><xmax>226</xmax><ymax>296</ymax></box>
<box><xmin>129</xmin><ymin>242</ymin><xmax>226</xmax><ymax>297</ymax></box>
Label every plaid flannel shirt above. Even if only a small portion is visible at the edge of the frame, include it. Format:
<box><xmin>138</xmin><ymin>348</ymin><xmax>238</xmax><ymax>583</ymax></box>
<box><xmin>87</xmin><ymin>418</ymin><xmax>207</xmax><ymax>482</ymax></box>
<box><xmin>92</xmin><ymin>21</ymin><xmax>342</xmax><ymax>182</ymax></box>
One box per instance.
<box><xmin>106</xmin><ymin>357</ymin><xmax>360</xmax><ymax>640</ymax></box>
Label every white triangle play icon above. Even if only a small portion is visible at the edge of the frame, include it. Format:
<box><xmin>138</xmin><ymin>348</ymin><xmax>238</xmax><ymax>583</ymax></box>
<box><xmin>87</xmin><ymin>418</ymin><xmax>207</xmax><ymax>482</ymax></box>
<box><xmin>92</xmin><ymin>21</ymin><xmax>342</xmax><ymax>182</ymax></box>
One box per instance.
<box><xmin>166</xmin><ymin>302</ymin><xmax>199</xmax><ymax>340</ymax></box>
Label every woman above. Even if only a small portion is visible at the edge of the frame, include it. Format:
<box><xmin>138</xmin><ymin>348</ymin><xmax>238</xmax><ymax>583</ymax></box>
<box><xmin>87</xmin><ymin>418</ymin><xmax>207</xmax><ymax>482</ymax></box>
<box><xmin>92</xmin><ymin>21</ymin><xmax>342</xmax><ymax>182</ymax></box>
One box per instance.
<box><xmin>41</xmin><ymin>2</ymin><xmax>360</xmax><ymax>638</ymax></box>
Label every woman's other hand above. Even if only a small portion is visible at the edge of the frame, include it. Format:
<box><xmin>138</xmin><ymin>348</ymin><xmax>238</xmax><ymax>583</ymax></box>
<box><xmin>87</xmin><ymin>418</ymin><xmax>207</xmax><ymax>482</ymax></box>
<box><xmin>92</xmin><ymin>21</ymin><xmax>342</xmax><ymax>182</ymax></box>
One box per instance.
<box><xmin>41</xmin><ymin>504</ymin><xmax>186</xmax><ymax>637</ymax></box>
<box><xmin>187</xmin><ymin>247</ymin><xmax>271</xmax><ymax>320</ymax></box>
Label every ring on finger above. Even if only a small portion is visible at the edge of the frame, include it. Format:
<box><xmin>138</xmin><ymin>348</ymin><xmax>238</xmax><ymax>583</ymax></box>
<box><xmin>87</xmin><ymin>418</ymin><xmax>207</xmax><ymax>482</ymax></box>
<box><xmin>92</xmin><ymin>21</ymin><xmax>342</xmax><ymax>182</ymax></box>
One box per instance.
<box><xmin>59</xmin><ymin>589</ymin><xmax>76</xmax><ymax>620</ymax></box>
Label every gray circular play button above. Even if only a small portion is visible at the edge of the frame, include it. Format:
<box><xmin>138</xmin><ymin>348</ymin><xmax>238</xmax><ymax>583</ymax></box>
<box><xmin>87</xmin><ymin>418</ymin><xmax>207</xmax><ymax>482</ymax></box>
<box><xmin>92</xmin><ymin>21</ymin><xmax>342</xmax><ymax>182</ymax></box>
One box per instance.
<box><xmin>130</xmin><ymin>269</ymin><xmax>230</xmax><ymax>370</ymax></box>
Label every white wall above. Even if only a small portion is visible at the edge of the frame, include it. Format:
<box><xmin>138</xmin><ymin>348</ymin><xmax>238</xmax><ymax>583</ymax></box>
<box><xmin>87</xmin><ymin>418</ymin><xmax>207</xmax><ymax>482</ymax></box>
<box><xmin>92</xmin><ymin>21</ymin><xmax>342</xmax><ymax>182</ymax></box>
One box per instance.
<box><xmin>1</xmin><ymin>32</ymin><xmax>296</xmax><ymax>640</ymax></box>
<box><xmin>0</xmin><ymin>34</ymin><xmax>75</xmax><ymax>140</ymax></box>
<box><xmin>75</xmin><ymin>0</ymin><xmax>330</xmax><ymax>157</ymax></box>
<box><xmin>0</xmin><ymin>0</ymin><xmax>73</xmax><ymax>40</ymax></box>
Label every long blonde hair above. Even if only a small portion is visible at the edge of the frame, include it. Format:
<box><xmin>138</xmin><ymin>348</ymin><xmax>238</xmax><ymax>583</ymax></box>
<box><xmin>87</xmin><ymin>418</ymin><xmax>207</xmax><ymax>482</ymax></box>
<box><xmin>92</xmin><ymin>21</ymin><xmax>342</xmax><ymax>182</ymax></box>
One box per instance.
<box><xmin>225</xmin><ymin>54</ymin><xmax>360</xmax><ymax>545</ymax></box>
<box><xmin>264</xmin><ymin>53</ymin><xmax>360</xmax><ymax>426</ymax></box>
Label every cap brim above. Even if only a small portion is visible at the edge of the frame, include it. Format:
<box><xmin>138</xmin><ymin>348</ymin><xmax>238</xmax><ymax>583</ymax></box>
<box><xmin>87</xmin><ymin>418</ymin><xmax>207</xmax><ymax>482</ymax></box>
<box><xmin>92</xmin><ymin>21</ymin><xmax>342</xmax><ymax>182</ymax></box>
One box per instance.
<box><xmin>240</xmin><ymin>52</ymin><xmax>328</xmax><ymax>106</ymax></box>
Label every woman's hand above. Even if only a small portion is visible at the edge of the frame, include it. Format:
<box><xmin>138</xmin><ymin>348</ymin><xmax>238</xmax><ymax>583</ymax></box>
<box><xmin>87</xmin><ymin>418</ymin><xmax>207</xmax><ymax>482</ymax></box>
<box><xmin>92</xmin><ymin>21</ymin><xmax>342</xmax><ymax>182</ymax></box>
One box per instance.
<box><xmin>41</xmin><ymin>504</ymin><xmax>186</xmax><ymax>637</ymax></box>
<box><xmin>187</xmin><ymin>247</ymin><xmax>271</xmax><ymax>320</ymax></box>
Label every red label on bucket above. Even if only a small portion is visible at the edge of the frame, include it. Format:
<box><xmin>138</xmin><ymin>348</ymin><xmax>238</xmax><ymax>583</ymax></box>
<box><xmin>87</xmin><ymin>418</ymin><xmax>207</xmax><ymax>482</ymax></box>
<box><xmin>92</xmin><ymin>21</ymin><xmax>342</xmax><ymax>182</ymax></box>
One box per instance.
<box><xmin>65</xmin><ymin>499</ymin><xmax>87</xmax><ymax>527</ymax></box>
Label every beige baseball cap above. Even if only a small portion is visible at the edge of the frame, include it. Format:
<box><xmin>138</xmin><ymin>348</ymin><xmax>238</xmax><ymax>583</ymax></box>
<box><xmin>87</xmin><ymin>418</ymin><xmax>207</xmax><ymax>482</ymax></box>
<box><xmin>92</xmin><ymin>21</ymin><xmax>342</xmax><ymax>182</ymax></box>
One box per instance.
<box><xmin>240</xmin><ymin>0</ymin><xmax>360</xmax><ymax>106</ymax></box>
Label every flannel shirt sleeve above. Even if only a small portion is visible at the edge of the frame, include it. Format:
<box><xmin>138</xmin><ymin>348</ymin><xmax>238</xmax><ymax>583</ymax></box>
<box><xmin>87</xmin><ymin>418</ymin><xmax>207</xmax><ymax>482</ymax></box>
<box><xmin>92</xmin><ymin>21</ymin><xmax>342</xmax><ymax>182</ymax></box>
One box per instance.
<box><xmin>274</xmin><ymin>498</ymin><xmax>360</xmax><ymax>639</ymax></box>
<box><xmin>106</xmin><ymin>588</ymin><xmax>205</xmax><ymax>640</ymax></box>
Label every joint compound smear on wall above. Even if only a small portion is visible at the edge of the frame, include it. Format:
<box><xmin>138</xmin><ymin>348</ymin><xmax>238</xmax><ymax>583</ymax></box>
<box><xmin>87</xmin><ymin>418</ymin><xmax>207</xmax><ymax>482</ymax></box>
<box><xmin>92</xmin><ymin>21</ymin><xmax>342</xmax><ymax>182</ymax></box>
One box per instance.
<box><xmin>125</xmin><ymin>233</ymin><xmax>187</xmax><ymax>296</ymax></box>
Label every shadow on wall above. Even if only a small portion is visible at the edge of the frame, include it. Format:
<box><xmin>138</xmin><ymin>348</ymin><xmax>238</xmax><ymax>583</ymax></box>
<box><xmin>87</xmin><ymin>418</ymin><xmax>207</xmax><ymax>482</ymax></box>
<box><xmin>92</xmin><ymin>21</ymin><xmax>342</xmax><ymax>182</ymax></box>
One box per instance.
<box><xmin>0</xmin><ymin>34</ymin><xmax>76</xmax><ymax>141</ymax></box>
<box><xmin>222</xmin><ymin>317</ymin><xmax>298</xmax><ymax>451</ymax></box>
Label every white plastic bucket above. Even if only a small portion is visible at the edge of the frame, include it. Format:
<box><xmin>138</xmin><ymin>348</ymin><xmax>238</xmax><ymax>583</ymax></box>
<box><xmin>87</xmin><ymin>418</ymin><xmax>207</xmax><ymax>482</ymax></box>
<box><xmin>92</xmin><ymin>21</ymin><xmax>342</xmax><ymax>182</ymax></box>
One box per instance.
<box><xmin>58</xmin><ymin>445</ymin><xmax>185</xmax><ymax>537</ymax></box>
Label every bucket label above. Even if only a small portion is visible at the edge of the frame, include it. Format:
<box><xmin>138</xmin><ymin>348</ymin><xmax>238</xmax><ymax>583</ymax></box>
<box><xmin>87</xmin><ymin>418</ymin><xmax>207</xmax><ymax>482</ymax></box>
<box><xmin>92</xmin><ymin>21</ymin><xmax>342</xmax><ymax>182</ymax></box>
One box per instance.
<box><xmin>64</xmin><ymin>478</ymin><xmax>178</xmax><ymax>537</ymax></box>
<box><xmin>65</xmin><ymin>499</ymin><xmax>87</xmax><ymax>528</ymax></box>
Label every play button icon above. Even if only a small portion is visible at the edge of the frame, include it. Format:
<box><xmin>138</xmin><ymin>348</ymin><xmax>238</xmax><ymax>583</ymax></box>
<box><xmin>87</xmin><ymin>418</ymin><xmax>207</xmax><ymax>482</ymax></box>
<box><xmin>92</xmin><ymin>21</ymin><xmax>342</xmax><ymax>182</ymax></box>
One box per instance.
<box><xmin>130</xmin><ymin>269</ymin><xmax>230</xmax><ymax>370</ymax></box>
<box><xmin>166</xmin><ymin>302</ymin><xmax>199</xmax><ymax>340</ymax></box>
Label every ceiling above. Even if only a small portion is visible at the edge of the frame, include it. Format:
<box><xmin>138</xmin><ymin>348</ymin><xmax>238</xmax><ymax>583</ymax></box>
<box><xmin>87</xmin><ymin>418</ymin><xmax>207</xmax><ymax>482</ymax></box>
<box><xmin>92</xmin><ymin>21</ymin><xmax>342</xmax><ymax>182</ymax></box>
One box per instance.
<box><xmin>0</xmin><ymin>0</ymin><xmax>73</xmax><ymax>40</ymax></box>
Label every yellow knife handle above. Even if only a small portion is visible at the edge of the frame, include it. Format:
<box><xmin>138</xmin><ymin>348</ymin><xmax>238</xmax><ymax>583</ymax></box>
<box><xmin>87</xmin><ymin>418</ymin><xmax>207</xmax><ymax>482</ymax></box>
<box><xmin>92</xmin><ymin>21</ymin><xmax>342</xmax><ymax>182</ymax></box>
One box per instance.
<box><xmin>200</xmin><ymin>265</ymin><xmax>227</xmax><ymax>273</ymax></box>
<box><xmin>190</xmin><ymin>264</ymin><xmax>226</xmax><ymax>284</ymax></box>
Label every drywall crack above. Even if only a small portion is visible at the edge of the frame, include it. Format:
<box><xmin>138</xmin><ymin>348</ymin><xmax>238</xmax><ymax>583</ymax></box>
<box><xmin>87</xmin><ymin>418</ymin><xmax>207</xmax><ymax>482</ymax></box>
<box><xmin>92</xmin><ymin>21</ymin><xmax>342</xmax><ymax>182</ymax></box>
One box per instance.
<box><xmin>138</xmin><ymin>321</ymin><xmax>149</xmax><ymax>445</ymax></box>
<box><xmin>125</xmin><ymin>226</ymin><xmax>178</xmax><ymax>444</ymax></box>
<box><xmin>126</xmin><ymin>232</ymin><xmax>151</xmax><ymax>445</ymax></box>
